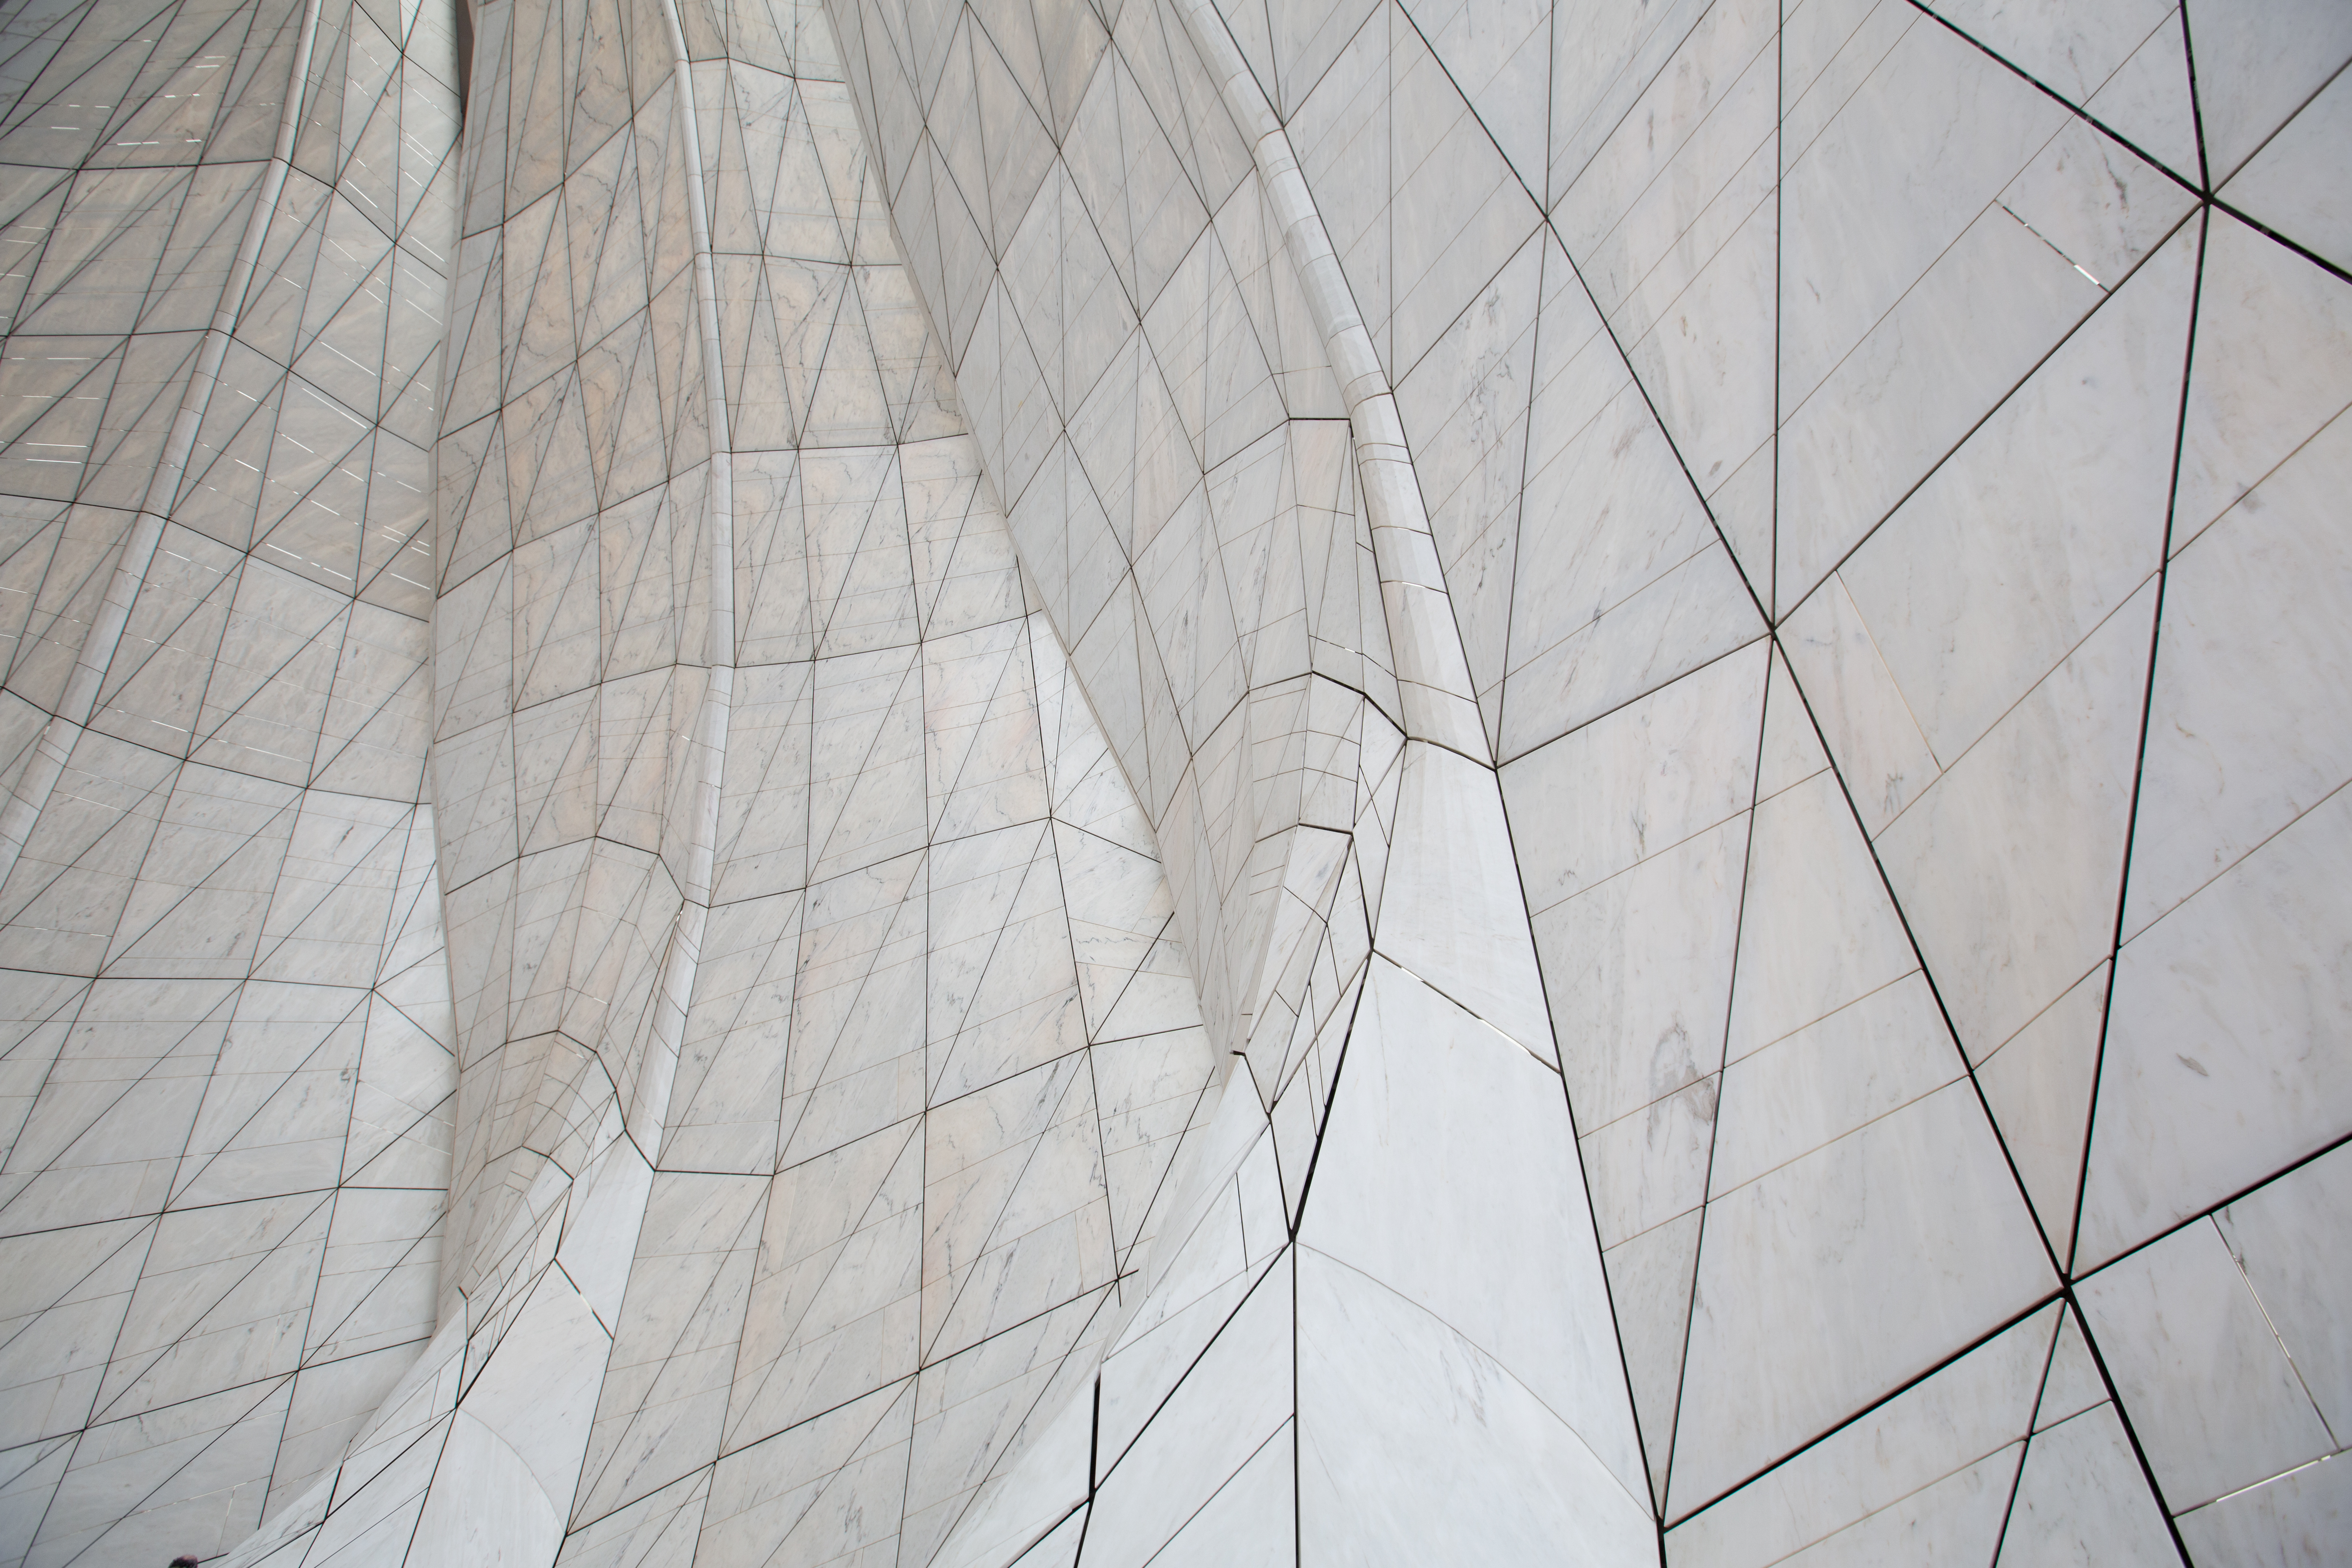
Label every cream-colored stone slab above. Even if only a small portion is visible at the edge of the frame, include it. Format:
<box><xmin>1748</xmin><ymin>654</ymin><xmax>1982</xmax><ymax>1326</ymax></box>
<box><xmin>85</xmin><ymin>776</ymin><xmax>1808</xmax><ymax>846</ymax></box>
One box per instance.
<box><xmin>1671</xmin><ymin>1081</ymin><xmax>2055</xmax><ymax>1514</ymax></box>
<box><xmin>1299</xmin><ymin>958</ymin><xmax>1643</xmax><ymax>1497</ymax></box>
<box><xmin>2174</xmin><ymin>1450</ymin><xmax>2352</xmax><ymax>1568</ymax></box>
<box><xmin>2213</xmin><ymin>1142</ymin><xmax>2352</xmax><ymax>1442</ymax></box>
<box><xmin>2125</xmin><ymin>403</ymin><xmax>2352</xmax><ymax>941</ymax></box>
<box><xmin>1295</xmin><ymin>1245</ymin><xmax>1655</xmax><ymax>1567</ymax></box>
<box><xmin>1993</xmin><ymin>1402</ymin><xmax>2179</xmax><ymax>1567</ymax></box>
<box><xmin>2082</xmin><ymin>782</ymin><xmax>2352</xmax><ymax>1269</ymax></box>
<box><xmin>2183</xmin><ymin>0</ymin><xmax>2352</xmax><ymax>183</ymax></box>
<box><xmin>2077</xmin><ymin>1217</ymin><xmax>2333</xmax><ymax>1508</ymax></box>
<box><xmin>2221</xmin><ymin>67</ymin><xmax>2352</xmax><ymax>275</ymax></box>
<box><xmin>1668</xmin><ymin>1300</ymin><xmax>2057</xmax><ymax>1564</ymax></box>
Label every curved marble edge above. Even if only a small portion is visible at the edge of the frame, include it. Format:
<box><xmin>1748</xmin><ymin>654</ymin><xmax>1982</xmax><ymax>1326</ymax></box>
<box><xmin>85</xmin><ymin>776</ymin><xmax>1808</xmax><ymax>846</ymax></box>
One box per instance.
<box><xmin>629</xmin><ymin>0</ymin><xmax>739</xmax><ymax>1159</ymax></box>
<box><xmin>1169</xmin><ymin>0</ymin><xmax>1488</xmax><ymax>765</ymax></box>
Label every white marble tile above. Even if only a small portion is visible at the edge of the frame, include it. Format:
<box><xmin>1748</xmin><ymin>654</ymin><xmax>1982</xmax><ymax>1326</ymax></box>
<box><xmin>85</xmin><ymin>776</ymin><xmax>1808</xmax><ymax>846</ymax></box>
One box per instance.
<box><xmin>1537</xmin><ymin>813</ymin><xmax>1748</xmax><ymax>1143</ymax></box>
<box><xmin>2124</xmin><ymin>401</ymin><xmax>2352</xmax><ymax>940</ymax></box>
<box><xmin>1548</xmin><ymin>0</ymin><xmax>1727</xmax><ymax>207</ymax></box>
<box><xmin>1144</xmin><ymin>1417</ymin><xmax>1294</xmax><ymax>1568</ymax></box>
<box><xmin>1711</xmin><ymin>971</ymin><xmax>1958</xmax><ymax>1198</ymax></box>
<box><xmin>1371</xmin><ymin>741</ymin><xmax>1553</xmax><ymax>1061</ymax></box>
<box><xmin>1777</xmin><ymin>20</ymin><xmax>2190</xmax><ymax>610</ymax></box>
<box><xmin>1995</xmin><ymin>1401</ymin><xmax>2179</xmax><ymax>1567</ymax></box>
<box><xmin>1671</xmin><ymin>1081</ymin><xmax>2055</xmax><ymax>1514</ymax></box>
<box><xmin>0</xmin><ymin>1218</ymin><xmax>144</xmax><ymax>1449</ymax></box>
<box><xmin>1081</xmin><ymin>1256</ymin><xmax>1292</xmax><ymax>1566</ymax></box>
<box><xmin>899</xmin><ymin>1288</ymin><xmax>1108</xmax><ymax>1566</ymax></box>
<box><xmin>1392</xmin><ymin>228</ymin><xmax>1541</xmax><ymax>717</ymax></box>
<box><xmin>1753</xmin><ymin>644</ymin><xmax>1831</xmax><ymax>803</ymax></box>
<box><xmin>2080</xmin><ymin>782</ymin><xmax>2352</xmax><ymax>1269</ymax></box>
<box><xmin>1508</xmin><ymin>304</ymin><xmax>1742</xmax><ymax>757</ymax></box>
<box><xmin>1830</xmin><ymin>217</ymin><xmax>2197</xmax><ymax>769</ymax></box>
<box><xmin>1874</xmin><ymin>575</ymin><xmax>2156</xmax><ymax>1066</ymax></box>
<box><xmin>1602</xmin><ymin>1207</ymin><xmax>1702</xmax><ymax>1509</ymax></box>
<box><xmin>2174</xmin><ymin>1450</ymin><xmax>2352</xmax><ymax>1568</ymax></box>
<box><xmin>1668</xmin><ymin>1301</ymin><xmax>2056</xmax><ymax>1566</ymax></box>
<box><xmin>726</xmin><ymin>1120</ymin><xmax>922</xmax><ymax>1452</ymax></box>
<box><xmin>1722</xmin><ymin>764</ymin><xmax>1918</xmax><ymax>1064</ymax></box>
<box><xmin>1097</xmin><ymin>1247</ymin><xmax>1270</xmax><ymax>1476</ymax></box>
<box><xmin>927</xmin><ymin>1372</ymin><xmax>1094</xmax><ymax>1568</ymax></box>
<box><xmin>701</xmin><ymin>1377</ymin><xmax>913</xmax><ymax>1566</ymax></box>
<box><xmin>1503</xmin><ymin>544</ymin><xmax>1764</xmax><ymax>763</ymax></box>
<box><xmin>2221</xmin><ymin>67</ymin><xmax>2352</xmax><ymax>275</ymax></box>
<box><xmin>407</xmin><ymin>1410</ymin><xmax>567</xmax><ymax>1568</ymax></box>
<box><xmin>1382</xmin><ymin>14</ymin><xmax>1543</xmax><ymax>384</ymax></box>
<box><xmin>2070</xmin><ymin>9</ymin><xmax>2200</xmax><ymax>182</ymax></box>
<box><xmin>28</xmin><ymin>1375</ymin><xmax>290</xmax><ymax>1568</ymax></box>
<box><xmin>1758</xmin><ymin>1450</ymin><xmax>2014</xmax><ymax>1568</ymax></box>
<box><xmin>553</xmin><ymin>1468</ymin><xmax>709</xmax><ymax>1568</ymax></box>
<box><xmin>1780</xmin><ymin>574</ymin><xmax>1942</xmax><ymax>838</ymax></box>
<box><xmin>2170</xmin><ymin>211</ymin><xmax>2352</xmax><ymax>556</ymax></box>
<box><xmin>2180</xmin><ymin>0</ymin><xmax>2352</xmax><ymax>183</ymax></box>
<box><xmin>0</xmin><ymin>1440</ymin><xmax>91</xmax><ymax>1568</ymax></box>
<box><xmin>1974</xmin><ymin>962</ymin><xmax>2107</xmax><ymax>1259</ymax></box>
<box><xmin>1504</xmin><ymin>644</ymin><xmax>1766</xmax><ymax>916</ymax></box>
<box><xmin>1558</xmin><ymin>0</ymin><xmax>1779</xmax><ymax>529</ymax></box>
<box><xmin>1297</xmin><ymin>958</ymin><xmax>1645</xmax><ymax>1499</ymax></box>
<box><xmin>1928</xmin><ymin>0</ymin><xmax>2177</xmax><ymax>113</ymax></box>
<box><xmin>1778</xmin><ymin>13</ymin><xmax>2071</xmax><ymax>412</ymax></box>
<box><xmin>1295</xmin><ymin>1245</ymin><xmax>1655</xmax><ymax>1567</ymax></box>
<box><xmin>2036</xmin><ymin>1309</ymin><xmax>2113</xmax><ymax>1436</ymax></box>
<box><xmin>2213</xmin><ymin>1143</ymin><xmax>2352</xmax><ymax>1444</ymax></box>
<box><xmin>2077</xmin><ymin>1218</ymin><xmax>2332</xmax><ymax>1508</ymax></box>
<box><xmin>1581</xmin><ymin>1074</ymin><xmax>1717</xmax><ymax>1252</ymax></box>
<box><xmin>572</xmin><ymin>1172</ymin><xmax>764</xmax><ymax>1523</ymax></box>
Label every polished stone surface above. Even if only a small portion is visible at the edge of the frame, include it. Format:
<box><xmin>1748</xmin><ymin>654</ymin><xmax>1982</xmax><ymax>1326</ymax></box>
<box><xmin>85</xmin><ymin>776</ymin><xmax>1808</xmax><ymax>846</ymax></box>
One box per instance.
<box><xmin>0</xmin><ymin>0</ymin><xmax>2345</xmax><ymax>1563</ymax></box>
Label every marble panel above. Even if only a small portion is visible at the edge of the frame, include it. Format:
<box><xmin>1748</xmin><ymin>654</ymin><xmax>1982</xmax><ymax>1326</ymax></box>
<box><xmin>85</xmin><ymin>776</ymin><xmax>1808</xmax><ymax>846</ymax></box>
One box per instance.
<box><xmin>1873</xmin><ymin>575</ymin><xmax>2156</xmax><ymax>1067</ymax></box>
<box><xmin>1080</xmin><ymin>1257</ymin><xmax>1292</xmax><ymax>1565</ymax></box>
<box><xmin>1535</xmin><ymin>806</ymin><xmax>1746</xmax><ymax>1145</ymax></box>
<box><xmin>1667</xmin><ymin>1302</ymin><xmax>2054</xmax><ymax>1563</ymax></box>
<box><xmin>1974</xmin><ymin>962</ymin><xmax>2108</xmax><ymax>1260</ymax></box>
<box><xmin>1721</xmin><ymin>760</ymin><xmax>1917</xmax><ymax>1065</ymax></box>
<box><xmin>2169</xmin><ymin>212</ymin><xmax>2352</xmax><ymax>559</ymax></box>
<box><xmin>2175</xmin><ymin>1452</ymin><xmax>2352</xmax><ymax>1568</ymax></box>
<box><xmin>1298</xmin><ymin>958</ymin><xmax>1644</xmax><ymax>1499</ymax></box>
<box><xmin>1777</xmin><ymin>25</ymin><xmax>2191</xmax><ymax>609</ymax></box>
<box><xmin>2081</xmin><ymin>781</ymin><xmax>2352</xmax><ymax>1269</ymax></box>
<box><xmin>2125</xmin><ymin>400</ymin><xmax>2352</xmax><ymax>942</ymax></box>
<box><xmin>1993</xmin><ymin>1402</ymin><xmax>2180</xmax><ymax>1567</ymax></box>
<box><xmin>2077</xmin><ymin>1217</ymin><xmax>2332</xmax><ymax>1509</ymax></box>
<box><xmin>2222</xmin><ymin>68</ymin><xmax>2352</xmax><ymax>275</ymax></box>
<box><xmin>1295</xmin><ymin>1245</ymin><xmax>1655</xmax><ymax>1565</ymax></box>
<box><xmin>2212</xmin><ymin>1143</ymin><xmax>2352</xmax><ymax>1444</ymax></box>
<box><xmin>2182</xmin><ymin>0</ymin><xmax>2352</xmax><ymax>184</ymax></box>
<box><xmin>1826</xmin><ymin>217</ymin><xmax>2196</xmax><ymax>771</ymax></box>
<box><xmin>1671</xmin><ymin>1081</ymin><xmax>2055</xmax><ymax>1514</ymax></box>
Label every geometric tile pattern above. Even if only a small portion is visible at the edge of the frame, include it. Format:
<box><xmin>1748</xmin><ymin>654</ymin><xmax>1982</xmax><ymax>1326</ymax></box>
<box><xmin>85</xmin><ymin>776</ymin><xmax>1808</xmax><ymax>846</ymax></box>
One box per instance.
<box><xmin>0</xmin><ymin>0</ymin><xmax>461</xmax><ymax>1562</ymax></box>
<box><xmin>826</xmin><ymin>0</ymin><xmax>2352</xmax><ymax>1562</ymax></box>
<box><xmin>1</xmin><ymin>0</ymin><xmax>2345</xmax><ymax>1562</ymax></box>
<box><xmin>212</xmin><ymin>0</ymin><xmax>1219</xmax><ymax>1559</ymax></box>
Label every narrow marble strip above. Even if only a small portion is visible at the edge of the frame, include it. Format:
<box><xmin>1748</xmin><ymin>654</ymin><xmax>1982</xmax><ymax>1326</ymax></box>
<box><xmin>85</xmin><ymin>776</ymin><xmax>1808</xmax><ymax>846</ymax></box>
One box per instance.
<box><xmin>1170</xmin><ymin>0</ymin><xmax>1489</xmax><ymax>763</ymax></box>
<box><xmin>0</xmin><ymin>0</ymin><xmax>333</xmax><ymax>882</ymax></box>
<box><xmin>633</xmin><ymin>0</ymin><xmax>740</xmax><ymax>1153</ymax></box>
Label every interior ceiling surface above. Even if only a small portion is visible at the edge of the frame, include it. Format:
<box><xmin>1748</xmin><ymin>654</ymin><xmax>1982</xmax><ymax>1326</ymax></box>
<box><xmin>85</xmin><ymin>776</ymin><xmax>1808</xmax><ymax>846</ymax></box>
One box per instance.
<box><xmin>0</xmin><ymin>0</ymin><xmax>2344</xmax><ymax>1564</ymax></box>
